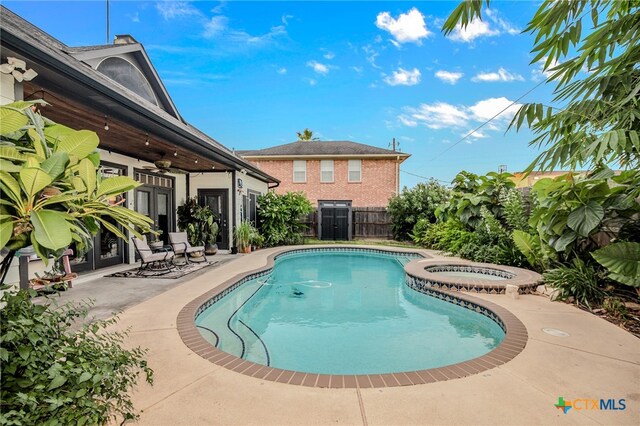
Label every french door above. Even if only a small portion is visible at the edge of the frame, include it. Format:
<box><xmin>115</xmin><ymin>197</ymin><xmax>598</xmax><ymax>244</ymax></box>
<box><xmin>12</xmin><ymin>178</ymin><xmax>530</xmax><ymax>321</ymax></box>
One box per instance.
<box><xmin>198</xmin><ymin>189</ymin><xmax>229</xmax><ymax>249</ymax></box>
<box><xmin>135</xmin><ymin>186</ymin><xmax>173</xmax><ymax>245</ymax></box>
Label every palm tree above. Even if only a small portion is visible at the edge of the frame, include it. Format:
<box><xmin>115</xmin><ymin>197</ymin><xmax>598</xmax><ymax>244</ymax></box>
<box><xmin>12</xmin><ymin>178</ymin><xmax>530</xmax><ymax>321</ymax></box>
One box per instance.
<box><xmin>296</xmin><ymin>128</ymin><xmax>319</xmax><ymax>141</ymax></box>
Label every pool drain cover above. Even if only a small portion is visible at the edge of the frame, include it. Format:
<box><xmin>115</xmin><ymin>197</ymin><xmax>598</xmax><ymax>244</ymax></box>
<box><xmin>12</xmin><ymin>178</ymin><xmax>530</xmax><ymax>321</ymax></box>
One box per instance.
<box><xmin>542</xmin><ymin>328</ymin><xmax>570</xmax><ymax>337</ymax></box>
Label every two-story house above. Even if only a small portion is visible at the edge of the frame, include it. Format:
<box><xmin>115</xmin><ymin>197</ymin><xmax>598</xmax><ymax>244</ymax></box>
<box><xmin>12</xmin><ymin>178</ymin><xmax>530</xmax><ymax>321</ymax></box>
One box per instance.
<box><xmin>239</xmin><ymin>140</ymin><xmax>410</xmax><ymax>240</ymax></box>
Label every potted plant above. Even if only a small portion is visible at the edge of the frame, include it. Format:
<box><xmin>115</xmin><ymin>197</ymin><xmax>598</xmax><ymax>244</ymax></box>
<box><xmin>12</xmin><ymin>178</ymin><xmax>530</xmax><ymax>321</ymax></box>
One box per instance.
<box><xmin>177</xmin><ymin>197</ymin><xmax>218</xmax><ymax>254</ymax></box>
<box><xmin>250</xmin><ymin>227</ymin><xmax>264</xmax><ymax>251</ymax></box>
<box><xmin>202</xmin><ymin>218</ymin><xmax>219</xmax><ymax>255</ymax></box>
<box><xmin>234</xmin><ymin>220</ymin><xmax>253</xmax><ymax>254</ymax></box>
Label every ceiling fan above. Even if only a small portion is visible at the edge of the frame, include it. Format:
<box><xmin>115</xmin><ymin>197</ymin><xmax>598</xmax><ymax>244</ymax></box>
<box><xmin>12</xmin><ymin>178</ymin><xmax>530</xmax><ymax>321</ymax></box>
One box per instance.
<box><xmin>142</xmin><ymin>159</ymin><xmax>187</xmax><ymax>174</ymax></box>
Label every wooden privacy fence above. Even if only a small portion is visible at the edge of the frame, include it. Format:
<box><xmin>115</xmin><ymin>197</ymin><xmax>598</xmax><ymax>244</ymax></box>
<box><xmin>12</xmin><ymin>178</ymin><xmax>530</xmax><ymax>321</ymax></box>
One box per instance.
<box><xmin>301</xmin><ymin>207</ymin><xmax>393</xmax><ymax>239</ymax></box>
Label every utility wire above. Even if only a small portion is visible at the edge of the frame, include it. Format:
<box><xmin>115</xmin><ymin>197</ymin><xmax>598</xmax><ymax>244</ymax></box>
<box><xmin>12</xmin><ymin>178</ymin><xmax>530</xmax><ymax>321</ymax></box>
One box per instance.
<box><xmin>400</xmin><ymin>169</ymin><xmax>450</xmax><ymax>184</ymax></box>
<box><xmin>428</xmin><ymin>79</ymin><xmax>547</xmax><ymax>162</ymax></box>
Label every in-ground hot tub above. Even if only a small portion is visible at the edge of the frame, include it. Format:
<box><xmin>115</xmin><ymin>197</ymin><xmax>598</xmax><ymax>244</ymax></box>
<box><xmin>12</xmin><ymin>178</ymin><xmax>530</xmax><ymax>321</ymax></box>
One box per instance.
<box><xmin>405</xmin><ymin>260</ymin><xmax>542</xmax><ymax>294</ymax></box>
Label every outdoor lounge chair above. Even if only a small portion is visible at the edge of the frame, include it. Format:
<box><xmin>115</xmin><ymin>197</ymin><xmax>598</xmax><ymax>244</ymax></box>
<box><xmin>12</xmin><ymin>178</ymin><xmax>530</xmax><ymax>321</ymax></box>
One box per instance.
<box><xmin>132</xmin><ymin>237</ymin><xmax>176</xmax><ymax>275</ymax></box>
<box><xmin>169</xmin><ymin>232</ymin><xmax>207</xmax><ymax>264</ymax></box>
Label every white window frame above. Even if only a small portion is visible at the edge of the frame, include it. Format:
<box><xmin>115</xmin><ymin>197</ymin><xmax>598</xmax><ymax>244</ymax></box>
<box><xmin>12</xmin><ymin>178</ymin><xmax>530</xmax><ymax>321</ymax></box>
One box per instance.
<box><xmin>293</xmin><ymin>160</ymin><xmax>306</xmax><ymax>183</ymax></box>
<box><xmin>320</xmin><ymin>160</ymin><xmax>334</xmax><ymax>183</ymax></box>
<box><xmin>348</xmin><ymin>159</ymin><xmax>362</xmax><ymax>182</ymax></box>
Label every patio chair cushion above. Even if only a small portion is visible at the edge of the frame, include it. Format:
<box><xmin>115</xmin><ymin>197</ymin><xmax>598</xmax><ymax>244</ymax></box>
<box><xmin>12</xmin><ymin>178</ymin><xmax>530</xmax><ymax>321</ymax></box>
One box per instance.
<box><xmin>169</xmin><ymin>232</ymin><xmax>204</xmax><ymax>254</ymax></box>
<box><xmin>133</xmin><ymin>237</ymin><xmax>175</xmax><ymax>262</ymax></box>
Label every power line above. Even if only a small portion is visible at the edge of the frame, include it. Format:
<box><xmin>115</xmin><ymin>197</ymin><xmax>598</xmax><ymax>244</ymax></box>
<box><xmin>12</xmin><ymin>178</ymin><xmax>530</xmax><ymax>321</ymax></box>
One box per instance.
<box><xmin>429</xmin><ymin>79</ymin><xmax>547</xmax><ymax>162</ymax></box>
<box><xmin>400</xmin><ymin>169</ymin><xmax>450</xmax><ymax>184</ymax></box>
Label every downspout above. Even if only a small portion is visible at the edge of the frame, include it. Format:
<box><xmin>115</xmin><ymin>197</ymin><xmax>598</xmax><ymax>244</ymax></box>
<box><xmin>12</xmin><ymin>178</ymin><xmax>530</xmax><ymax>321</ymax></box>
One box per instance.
<box><xmin>231</xmin><ymin>170</ymin><xmax>237</xmax><ymax>253</ymax></box>
<box><xmin>268</xmin><ymin>181</ymin><xmax>280</xmax><ymax>190</ymax></box>
<box><xmin>395</xmin><ymin>155</ymin><xmax>400</xmax><ymax>195</ymax></box>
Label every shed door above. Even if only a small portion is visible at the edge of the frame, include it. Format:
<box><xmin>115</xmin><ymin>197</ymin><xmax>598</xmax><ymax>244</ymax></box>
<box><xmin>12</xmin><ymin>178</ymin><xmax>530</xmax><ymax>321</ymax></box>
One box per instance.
<box><xmin>321</xmin><ymin>207</ymin><xmax>349</xmax><ymax>241</ymax></box>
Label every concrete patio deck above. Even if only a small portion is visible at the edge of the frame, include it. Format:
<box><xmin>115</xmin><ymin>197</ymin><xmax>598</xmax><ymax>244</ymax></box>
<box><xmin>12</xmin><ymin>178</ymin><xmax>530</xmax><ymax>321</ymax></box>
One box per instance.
<box><xmin>59</xmin><ymin>246</ymin><xmax>638</xmax><ymax>425</ymax></box>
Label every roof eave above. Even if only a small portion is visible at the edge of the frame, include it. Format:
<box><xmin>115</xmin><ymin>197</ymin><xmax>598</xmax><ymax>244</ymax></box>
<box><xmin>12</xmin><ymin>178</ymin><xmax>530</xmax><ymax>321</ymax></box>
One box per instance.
<box><xmin>241</xmin><ymin>153</ymin><xmax>411</xmax><ymax>160</ymax></box>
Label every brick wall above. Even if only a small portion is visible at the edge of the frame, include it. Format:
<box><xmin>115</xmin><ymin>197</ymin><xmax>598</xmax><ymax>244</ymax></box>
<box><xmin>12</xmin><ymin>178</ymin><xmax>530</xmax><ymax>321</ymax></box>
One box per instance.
<box><xmin>246</xmin><ymin>158</ymin><xmax>399</xmax><ymax>207</ymax></box>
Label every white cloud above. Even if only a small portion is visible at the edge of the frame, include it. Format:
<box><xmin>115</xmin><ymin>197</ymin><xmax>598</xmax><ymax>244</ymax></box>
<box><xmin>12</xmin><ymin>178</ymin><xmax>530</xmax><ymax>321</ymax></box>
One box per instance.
<box><xmin>398</xmin><ymin>97</ymin><xmax>521</xmax><ymax>130</ymax></box>
<box><xmin>485</xmin><ymin>9</ymin><xmax>520</xmax><ymax>35</ymax></box>
<box><xmin>156</xmin><ymin>1</ymin><xmax>201</xmax><ymax>20</ymax></box>
<box><xmin>384</xmin><ymin>67</ymin><xmax>421</xmax><ymax>86</ymax></box>
<box><xmin>400</xmin><ymin>136</ymin><xmax>415</xmax><ymax>142</ymax></box>
<box><xmin>281</xmin><ymin>14</ymin><xmax>293</xmax><ymax>25</ymax></box>
<box><xmin>307</xmin><ymin>60</ymin><xmax>330</xmax><ymax>75</ymax></box>
<box><xmin>277</xmin><ymin>67</ymin><xmax>287</xmax><ymax>75</ymax></box>
<box><xmin>351</xmin><ymin>66</ymin><xmax>363</xmax><ymax>73</ymax></box>
<box><xmin>306</xmin><ymin>78</ymin><xmax>317</xmax><ymax>86</ymax></box>
<box><xmin>363</xmin><ymin>45</ymin><xmax>381</xmax><ymax>69</ymax></box>
<box><xmin>375</xmin><ymin>7</ymin><xmax>431</xmax><ymax>44</ymax></box>
<box><xmin>468</xmin><ymin>97</ymin><xmax>521</xmax><ymax>121</ymax></box>
<box><xmin>531</xmin><ymin>56</ymin><xmax>561</xmax><ymax>81</ymax></box>
<box><xmin>398</xmin><ymin>115</ymin><xmax>418</xmax><ymax>127</ymax></box>
<box><xmin>323</xmin><ymin>51</ymin><xmax>335</xmax><ymax>60</ymax></box>
<box><xmin>472</xmin><ymin>67</ymin><xmax>524</xmax><ymax>82</ymax></box>
<box><xmin>461</xmin><ymin>130</ymin><xmax>488</xmax><ymax>139</ymax></box>
<box><xmin>448</xmin><ymin>18</ymin><xmax>499</xmax><ymax>43</ymax></box>
<box><xmin>203</xmin><ymin>15</ymin><xmax>228</xmax><ymax>38</ymax></box>
<box><xmin>400</xmin><ymin>103</ymin><xmax>469</xmax><ymax>129</ymax></box>
<box><xmin>435</xmin><ymin>70</ymin><xmax>464</xmax><ymax>85</ymax></box>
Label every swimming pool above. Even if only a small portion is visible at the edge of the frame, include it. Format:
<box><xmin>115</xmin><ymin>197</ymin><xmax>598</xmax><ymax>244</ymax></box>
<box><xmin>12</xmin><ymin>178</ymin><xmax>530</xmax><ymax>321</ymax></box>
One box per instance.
<box><xmin>195</xmin><ymin>249</ymin><xmax>505</xmax><ymax>375</ymax></box>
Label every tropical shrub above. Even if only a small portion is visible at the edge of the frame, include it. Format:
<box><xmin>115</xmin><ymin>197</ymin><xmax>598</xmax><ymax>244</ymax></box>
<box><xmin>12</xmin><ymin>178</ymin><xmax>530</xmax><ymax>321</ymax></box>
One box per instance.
<box><xmin>543</xmin><ymin>258</ymin><xmax>607</xmax><ymax>310</ymax></box>
<box><xmin>528</xmin><ymin>168</ymin><xmax>640</xmax><ymax>258</ymax></box>
<box><xmin>437</xmin><ymin>171</ymin><xmax>514</xmax><ymax>229</ymax></box>
<box><xmin>387</xmin><ymin>180</ymin><xmax>449</xmax><ymax>240</ymax></box>
<box><xmin>592</xmin><ymin>242</ymin><xmax>640</xmax><ymax>288</ymax></box>
<box><xmin>257</xmin><ymin>191</ymin><xmax>313</xmax><ymax>246</ymax></box>
<box><xmin>0</xmin><ymin>290</ymin><xmax>153</xmax><ymax>425</ymax></box>
<box><xmin>0</xmin><ymin>101</ymin><xmax>153</xmax><ymax>282</ymax></box>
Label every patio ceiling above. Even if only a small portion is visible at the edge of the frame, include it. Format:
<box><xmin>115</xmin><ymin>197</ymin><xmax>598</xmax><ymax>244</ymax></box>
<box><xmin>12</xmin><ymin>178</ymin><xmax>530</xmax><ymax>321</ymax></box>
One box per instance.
<box><xmin>23</xmin><ymin>82</ymin><xmax>228</xmax><ymax>173</ymax></box>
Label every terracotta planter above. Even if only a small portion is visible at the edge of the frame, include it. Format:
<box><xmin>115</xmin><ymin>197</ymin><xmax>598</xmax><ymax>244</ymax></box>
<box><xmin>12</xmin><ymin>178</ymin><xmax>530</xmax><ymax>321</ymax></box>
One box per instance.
<box><xmin>240</xmin><ymin>246</ymin><xmax>251</xmax><ymax>254</ymax></box>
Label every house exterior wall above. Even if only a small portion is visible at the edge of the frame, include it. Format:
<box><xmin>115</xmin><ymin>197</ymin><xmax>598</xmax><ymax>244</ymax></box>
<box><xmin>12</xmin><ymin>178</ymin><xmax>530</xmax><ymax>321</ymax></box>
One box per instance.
<box><xmin>246</xmin><ymin>158</ymin><xmax>399</xmax><ymax>207</ymax></box>
<box><xmin>99</xmin><ymin>150</ymin><xmax>187</xmax><ymax>263</ymax></box>
<box><xmin>0</xmin><ymin>73</ymin><xmax>15</xmax><ymax>105</ymax></box>
<box><xmin>189</xmin><ymin>172</ymin><xmax>268</xmax><ymax>251</ymax></box>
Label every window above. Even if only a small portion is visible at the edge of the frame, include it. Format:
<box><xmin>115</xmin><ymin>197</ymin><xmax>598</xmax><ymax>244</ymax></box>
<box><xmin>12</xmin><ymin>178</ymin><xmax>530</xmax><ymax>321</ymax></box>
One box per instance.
<box><xmin>320</xmin><ymin>160</ymin><xmax>334</xmax><ymax>182</ymax></box>
<box><xmin>348</xmin><ymin>159</ymin><xmax>361</xmax><ymax>182</ymax></box>
<box><xmin>293</xmin><ymin>160</ymin><xmax>306</xmax><ymax>182</ymax></box>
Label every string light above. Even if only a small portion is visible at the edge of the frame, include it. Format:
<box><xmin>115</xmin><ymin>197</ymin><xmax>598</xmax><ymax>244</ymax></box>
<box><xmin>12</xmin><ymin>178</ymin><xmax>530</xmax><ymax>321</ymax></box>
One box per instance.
<box><xmin>173</xmin><ymin>151</ymin><xmax>178</xmax><ymax>157</ymax></box>
<box><xmin>103</xmin><ymin>116</ymin><xmax>109</xmax><ymax>131</ymax></box>
<box><xmin>144</xmin><ymin>134</ymin><xmax>149</xmax><ymax>146</ymax></box>
<box><xmin>195</xmin><ymin>158</ymin><xmax>198</xmax><ymax>164</ymax></box>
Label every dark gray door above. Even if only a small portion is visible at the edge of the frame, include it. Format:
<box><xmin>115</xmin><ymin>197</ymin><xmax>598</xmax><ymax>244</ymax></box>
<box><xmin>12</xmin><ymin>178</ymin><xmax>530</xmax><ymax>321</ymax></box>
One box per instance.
<box><xmin>198</xmin><ymin>189</ymin><xmax>229</xmax><ymax>249</ymax></box>
<box><xmin>321</xmin><ymin>208</ymin><xmax>349</xmax><ymax>240</ymax></box>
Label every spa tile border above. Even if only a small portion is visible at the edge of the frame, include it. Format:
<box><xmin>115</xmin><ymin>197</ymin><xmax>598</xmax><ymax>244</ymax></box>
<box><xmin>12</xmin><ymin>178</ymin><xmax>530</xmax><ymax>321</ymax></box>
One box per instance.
<box><xmin>405</xmin><ymin>259</ymin><xmax>543</xmax><ymax>295</ymax></box>
<box><xmin>177</xmin><ymin>246</ymin><xmax>528</xmax><ymax>388</ymax></box>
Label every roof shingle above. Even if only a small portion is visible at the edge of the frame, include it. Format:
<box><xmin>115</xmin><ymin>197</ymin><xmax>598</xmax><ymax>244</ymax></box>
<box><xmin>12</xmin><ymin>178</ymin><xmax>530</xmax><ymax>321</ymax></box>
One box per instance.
<box><xmin>239</xmin><ymin>140</ymin><xmax>410</xmax><ymax>157</ymax></box>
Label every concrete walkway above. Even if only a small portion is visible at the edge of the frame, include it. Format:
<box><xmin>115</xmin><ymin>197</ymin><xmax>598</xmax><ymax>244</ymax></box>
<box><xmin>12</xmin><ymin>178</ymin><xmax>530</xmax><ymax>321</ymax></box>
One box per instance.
<box><xmin>64</xmin><ymin>246</ymin><xmax>638</xmax><ymax>425</ymax></box>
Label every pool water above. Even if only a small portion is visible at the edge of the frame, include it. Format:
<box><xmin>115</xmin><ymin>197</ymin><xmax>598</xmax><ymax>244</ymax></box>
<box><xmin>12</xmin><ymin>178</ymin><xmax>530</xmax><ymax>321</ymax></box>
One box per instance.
<box><xmin>196</xmin><ymin>250</ymin><xmax>505</xmax><ymax>375</ymax></box>
<box><xmin>431</xmin><ymin>271</ymin><xmax>507</xmax><ymax>281</ymax></box>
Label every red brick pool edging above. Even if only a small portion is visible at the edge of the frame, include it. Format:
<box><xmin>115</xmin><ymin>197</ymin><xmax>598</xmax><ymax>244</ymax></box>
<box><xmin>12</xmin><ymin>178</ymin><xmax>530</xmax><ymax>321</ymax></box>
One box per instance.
<box><xmin>176</xmin><ymin>246</ymin><xmax>528</xmax><ymax>388</ymax></box>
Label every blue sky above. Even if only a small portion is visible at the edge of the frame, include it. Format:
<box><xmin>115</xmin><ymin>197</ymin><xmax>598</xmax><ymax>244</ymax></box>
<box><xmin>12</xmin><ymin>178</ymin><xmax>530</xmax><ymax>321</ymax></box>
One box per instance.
<box><xmin>5</xmin><ymin>1</ymin><xmax>558</xmax><ymax>188</ymax></box>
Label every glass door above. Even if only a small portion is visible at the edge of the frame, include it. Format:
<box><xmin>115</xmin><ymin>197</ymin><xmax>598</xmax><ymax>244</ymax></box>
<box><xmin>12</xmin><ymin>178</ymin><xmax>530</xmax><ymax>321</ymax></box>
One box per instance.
<box><xmin>198</xmin><ymin>189</ymin><xmax>229</xmax><ymax>249</ymax></box>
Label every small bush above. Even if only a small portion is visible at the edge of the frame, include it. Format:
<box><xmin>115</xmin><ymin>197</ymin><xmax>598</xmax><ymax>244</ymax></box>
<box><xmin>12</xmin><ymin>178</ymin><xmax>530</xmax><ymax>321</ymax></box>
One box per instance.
<box><xmin>0</xmin><ymin>290</ymin><xmax>153</xmax><ymax>425</ymax></box>
<box><xmin>543</xmin><ymin>258</ymin><xmax>606</xmax><ymax>310</ymax></box>
<box><xmin>387</xmin><ymin>180</ymin><xmax>449</xmax><ymax>240</ymax></box>
<box><xmin>257</xmin><ymin>191</ymin><xmax>313</xmax><ymax>246</ymax></box>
